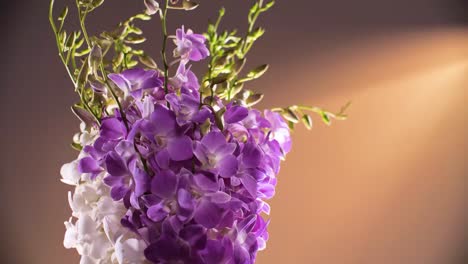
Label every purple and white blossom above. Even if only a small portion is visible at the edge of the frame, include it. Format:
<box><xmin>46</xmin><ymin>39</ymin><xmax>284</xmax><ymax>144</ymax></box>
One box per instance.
<box><xmin>62</xmin><ymin>26</ymin><xmax>292</xmax><ymax>264</ymax></box>
<box><xmin>174</xmin><ymin>26</ymin><xmax>210</xmax><ymax>62</ymax></box>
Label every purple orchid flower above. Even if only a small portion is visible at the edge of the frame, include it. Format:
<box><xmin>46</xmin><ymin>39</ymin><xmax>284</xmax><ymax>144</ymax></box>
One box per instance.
<box><xmin>174</xmin><ymin>26</ymin><xmax>209</xmax><ymax>62</ymax></box>
<box><xmin>140</xmin><ymin>105</ymin><xmax>193</xmax><ymax>161</ymax></box>
<box><xmin>264</xmin><ymin>110</ymin><xmax>292</xmax><ymax>154</ymax></box>
<box><xmin>108</xmin><ymin>68</ymin><xmax>163</xmax><ymax>100</ymax></box>
<box><xmin>170</xmin><ymin>61</ymin><xmax>200</xmax><ymax>92</ymax></box>
<box><xmin>194</xmin><ymin>131</ymin><xmax>238</xmax><ymax>178</ymax></box>
<box><xmin>166</xmin><ymin>92</ymin><xmax>211</xmax><ymax>126</ymax></box>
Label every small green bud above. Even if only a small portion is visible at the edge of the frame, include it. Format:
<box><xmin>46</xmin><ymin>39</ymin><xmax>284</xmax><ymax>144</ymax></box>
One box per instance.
<box><xmin>246</xmin><ymin>93</ymin><xmax>264</xmax><ymax>107</ymax></box>
<box><xmin>139</xmin><ymin>54</ymin><xmax>158</xmax><ymax>69</ymax></box>
<box><xmin>58</xmin><ymin>6</ymin><xmax>68</xmax><ymax>21</ymax></box>
<box><xmin>282</xmin><ymin>108</ymin><xmax>299</xmax><ymax>123</ymax></box>
<box><xmin>320</xmin><ymin>111</ymin><xmax>331</xmax><ymax>125</ymax></box>
<box><xmin>124</xmin><ymin>36</ymin><xmax>146</xmax><ymax>44</ymax></box>
<box><xmin>302</xmin><ymin>114</ymin><xmax>313</xmax><ymax>130</ymax></box>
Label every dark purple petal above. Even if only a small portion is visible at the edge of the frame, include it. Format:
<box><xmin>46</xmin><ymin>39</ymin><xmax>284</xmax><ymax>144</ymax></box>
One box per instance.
<box><xmin>167</xmin><ymin>136</ymin><xmax>193</xmax><ymax>161</ymax></box>
<box><xmin>193</xmin><ymin>172</ymin><xmax>219</xmax><ymax>192</ymax></box>
<box><xmin>100</xmin><ymin>118</ymin><xmax>126</xmax><ymax>140</ymax></box>
<box><xmin>242</xmin><ymin>143</ymin><xmax>263</xmax><ymax>168</ymax></box>
<box><xmin>150</xmin><ymin>105</ymin><xmax>176</xmax><ymax>135</ymax></box>
<box><xmin>233</xmin><ymin>244</ymin><xmax>251</xmax><ymax>264</ymax></box>
<box><xmin>147</xmin><ymin>203</ymin><xmax>169</xmax><ymax>222</ymax></box>
<box><xmin>103</xmin><ymin>175</ymin><xmax>124</xmax><ymax>187</ymax></box>
<box><xmin>201</xmin><ymin>131</ymin><xmax>226</xmax><ymax>151</ymax></box>
<box><xmin>141</xmin><ymin>194</ymin><xmax>162</xmax><ymax>207</ymax></box>
<box><xmin>218</xmin><ymin>155</ymin><xmax>238</xmax><ymax>178</ymax></box>
<box><xmin>177</xmin><ymin>189</ymin><xmax>194</xmax><ymax>211</ymax></box>
<box><xmin>201</xmin><ymin>239</ymin><xmax>229</xmax><ymax>264</ymax></box>
<box><xmin>111</xmin><ymin>185</ymin><xmax>129</xmax><ymax>201</ymax></box>
<box><xmin>144</xmin><ymin>237</ymin><xmax>189</xmax><ymax>262</ymax></box>
<box><xmin>108</xmin><ymin>73</ymin><xmax>129</xmax><ymax>92</ymax></box>
<box><xmin>105</xmin><ymin>152</ymin><xmax>128</xmax><ymax>176</ymax></box>
<box><xmin>179</xmin><ymin>224</ymin><xmax>206</xmax><ymax>249</ymax></box>
<box><xmin>78</xmin><ymin>157</ymin><xmax>101</xmax><ymax>173</ymax></box>
<box><xmin>133</xmin><ymin>168</ymin><xmax>150</xmax><ymax>196</ymax></box>
<box><xmin>208</xmin><ymin>192</ymin><xmax>231</xmax><ymax>204</ymax></box>
<box><xmin>240</xmin><ymin>174</ymin><xmax>258</xmax><ymax>198</ymax></box>
<box><xmin>194</xmin><ymin>200</ymin><xmax>223</xmax><ymax>228</ymax></box>
<box><xmin>151</xmin><ymin>170</ymin><xmax>178</xmax><ymax>198</ymax></box>
<box><xmin>155</xmin><ymin>149</ymin><xmax>170</xmax><ymax>169</ymax></box>
<box><xmin>225</xmin><ymin>106</ymin><xmax>249</xmax><ymax>124</ymax></box>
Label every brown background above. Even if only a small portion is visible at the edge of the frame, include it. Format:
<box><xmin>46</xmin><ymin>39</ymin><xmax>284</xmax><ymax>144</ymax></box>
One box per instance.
<box><xmin>1</xmin><ymin>0</ymin><xmax>467</xmax><ymax>263</ymax></box>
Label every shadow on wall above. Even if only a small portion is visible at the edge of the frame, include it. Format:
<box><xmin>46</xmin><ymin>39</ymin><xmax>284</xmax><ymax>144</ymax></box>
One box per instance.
<box><xmin>452</xmin><ymin>0</ymin><xmax>468</xmax><ymax>25</ymax></box>
<box><xmin>255</xmin><ymin>29</ymin><xmax>468</xmax><ymax>264</ymax></box>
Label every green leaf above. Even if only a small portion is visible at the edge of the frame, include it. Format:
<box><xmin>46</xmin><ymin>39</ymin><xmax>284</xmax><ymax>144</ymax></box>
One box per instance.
<box><xmin>238</xmin><ymin>64</ymin><xmax>269</xmax><ymax>83</ymax></box>
<box><xmin>71</xmin><ymin>142</ymin><xmax>83</xmax><ymax>151</ymax></box>
<box><xmin>248</xmin><ymin>2</ymin><xmax>260</xmax><ymax>24</ymax></box>
<box><xmin>132</xmin><ymin>13</ymin><xmax>152</xmax><ymax>21</ymax></box>
<box><xmin>128</xmin><ymin>25</ymin><xmax>143</xmax><ymax>35</ymax></box>
<box><xmin>124</xmin><ymin>36</ymin><xmax>146</xmax><ymax>44</ymax></box>
<box><xmin>77</xmin><ymin>58</ymin><xmax>90</xmax><ymax>91</ymax></box>
<box><xmin>91</xmin><ymin>0</ymin><xmax>104</xmax><ymax>9</ymax></box>
<box><xmin>260</xmin><ymin>1</ymin><xmax>275</xmax><ymax>12</ymax></box>
<box><xmin>211</xmin><ymin>74</ymin><xmax>230</xmax><ymax>85</ymax></box>
<box><xmin>75</xmin><ymin>48</ymin><xmax>90</xmax><ymax>57</ymax></box>
<box><xmin>59</xmin><ymin>31</ymin><xmax>67</xmax><ymax>49</ymax></box>
<box><xmin>126</xmin><ymin>59</ymin><xmax>138</xmax><ymax>68</ymax></box>
<box><xmin>74</xmin><ymin>37</ymin><xmax>85</xmax><ymax>50</ymax></box>
<box><xmin>302</xmin><ymin>114</ymin><xmax>313</xmax><ymax>130</ymax></box>
<box><xmin>58</xmin><ymin>6</ymin><xmax>68</xmax><ymax>21</ymax></box>
<box><xmin>247</xmin><ymin>64</ymin><xmax>269</xmax><ymax>78</ymax></box>
<box><xmin>247</xmin><ymin>27</ymin><xmax>265</xmax><ymax>42</ymax></box>
<box><xmin>65</xmin><ymin>32</ymin><xmax>77</xmax><ymax>50</ymax></box>
<box><xmin>113</xmin><ymin>52</ymin><xmax>125</xmax><ymax>68</ymax></box>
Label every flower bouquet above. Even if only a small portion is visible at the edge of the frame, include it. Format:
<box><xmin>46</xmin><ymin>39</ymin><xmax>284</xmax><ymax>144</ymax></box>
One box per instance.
<box><xmin>50</xmin><ymin>0</ymin><xmax>348</xmax><ymax>263</ymax></box>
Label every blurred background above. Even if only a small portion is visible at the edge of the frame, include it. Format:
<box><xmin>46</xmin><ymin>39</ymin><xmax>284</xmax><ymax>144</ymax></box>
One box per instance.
<box><xmin>1</xmin><ymin>0</ymin><xmax>467</xmax><ymax>263</ymax></box>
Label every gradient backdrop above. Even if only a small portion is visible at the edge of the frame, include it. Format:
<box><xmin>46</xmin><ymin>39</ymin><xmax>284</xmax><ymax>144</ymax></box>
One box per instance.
<box><xmin>1</xmin><ymin>0</ymin><xmax>467</xmax><ymax>263</ymax></box>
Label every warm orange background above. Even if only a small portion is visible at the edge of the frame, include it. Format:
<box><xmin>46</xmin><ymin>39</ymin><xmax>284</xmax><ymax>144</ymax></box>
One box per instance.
<box><xmin>1</xmin><ymin>0</ymin><xmax>467</xmax><ymax>263</ymax></box>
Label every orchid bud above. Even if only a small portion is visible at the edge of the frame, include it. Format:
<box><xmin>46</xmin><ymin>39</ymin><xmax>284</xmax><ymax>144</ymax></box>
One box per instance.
<box><xmin>144</xmin><ymin>0</ymin><xmax>160</xmax><ymax>15</ymax></box>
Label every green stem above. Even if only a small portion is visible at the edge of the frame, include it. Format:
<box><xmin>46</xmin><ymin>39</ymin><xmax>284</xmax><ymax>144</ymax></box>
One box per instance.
<box><xmin>161</xmin><ymin>0</ymin><xmax>170</xmax><ymax>96</ymax></box>
<box><xmin>76</xmin><ymin>0</ymin><xmax>91</xmax><ymax>48</ymax></box>
<box><xmin>240</xmin><ymin>0</ymin><xmax>263</xmax><ymax>58</ymax></box>
<box><xmin>205</xmin><ymin>8</ymin><xmax>225</xmax><ymax>106</ymax></box>
<box><xmin>49</xmin><ymin>0</ymin><xmax>100</xmax><ymax>124</ymax></box>
<box><xmin>272</xmin><ymin>105</ymin><xmax>348</xmax><ymax>120</ymax></box>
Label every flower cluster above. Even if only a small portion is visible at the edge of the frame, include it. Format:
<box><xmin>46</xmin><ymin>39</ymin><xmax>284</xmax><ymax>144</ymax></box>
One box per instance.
<box><xmin>62</xmin><ymin>126</ymin><xmax>149</xmax><ymax>264</ymax></box>
<box><xmin>62</xmin><ymin>25</ymin><xmax>291</xmax><ymax>264</ymax></box>
<box><xmin>52</xmin><ymin>0</ymin><xmax>346</xmax><ymax>262</ymax></box>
